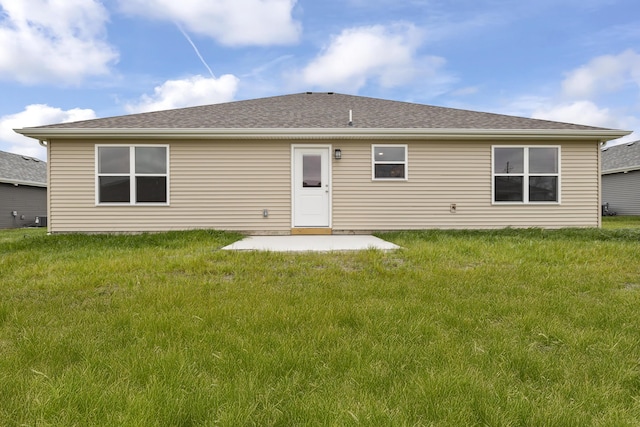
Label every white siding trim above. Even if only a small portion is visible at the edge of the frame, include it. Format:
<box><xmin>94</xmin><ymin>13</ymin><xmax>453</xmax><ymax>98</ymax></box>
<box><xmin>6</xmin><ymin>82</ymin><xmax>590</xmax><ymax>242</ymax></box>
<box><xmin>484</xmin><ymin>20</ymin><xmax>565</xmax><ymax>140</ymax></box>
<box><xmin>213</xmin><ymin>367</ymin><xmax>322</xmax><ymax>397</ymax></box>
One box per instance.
<box><xmin>371</xmin><ymin>144</ymin><xmax>409</xmax><ymax>181</ymax></box>
<box><xmin>290</xmin><ymin>144</ymin><xmax>333</xmax><ymax>229</ymax></box>
<box><xmin>492</xmin><ymin>145</ymin><xmax>561</xmax><ymax>205</ymax></box>
<box><xmin>95</xmin><ymin>144</ymin><xmax>170</xmax><ymax>206</ymax></box>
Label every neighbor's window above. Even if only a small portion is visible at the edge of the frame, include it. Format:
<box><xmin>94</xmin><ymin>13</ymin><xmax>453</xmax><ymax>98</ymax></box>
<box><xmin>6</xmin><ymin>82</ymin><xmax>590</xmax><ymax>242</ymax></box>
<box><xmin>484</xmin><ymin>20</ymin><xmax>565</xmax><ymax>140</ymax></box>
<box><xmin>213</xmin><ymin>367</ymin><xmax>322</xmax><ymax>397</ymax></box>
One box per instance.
<box><xmin>493</xmin><ymin>146</ymin><xmax>559</xmax><ymax>203</ymax></box>
<box><xmin>97</xmin><ymin>145</ymin><xmax>169</xmax><ymax>204</ymax></box>
<box><xmin>372</xmin><ymin>145</ymin><xmax>407</xmax><ymax>180</ymax></box>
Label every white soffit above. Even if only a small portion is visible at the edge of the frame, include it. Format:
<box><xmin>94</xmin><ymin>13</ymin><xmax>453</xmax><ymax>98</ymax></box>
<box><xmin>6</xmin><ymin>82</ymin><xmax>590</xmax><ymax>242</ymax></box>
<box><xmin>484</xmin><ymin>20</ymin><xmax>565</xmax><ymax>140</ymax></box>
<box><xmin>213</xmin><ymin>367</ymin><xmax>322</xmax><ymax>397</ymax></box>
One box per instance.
<box><xmin>15</xmin><ymin>127</ymin><xmax>632</xmax><ymax>142</ymax></box>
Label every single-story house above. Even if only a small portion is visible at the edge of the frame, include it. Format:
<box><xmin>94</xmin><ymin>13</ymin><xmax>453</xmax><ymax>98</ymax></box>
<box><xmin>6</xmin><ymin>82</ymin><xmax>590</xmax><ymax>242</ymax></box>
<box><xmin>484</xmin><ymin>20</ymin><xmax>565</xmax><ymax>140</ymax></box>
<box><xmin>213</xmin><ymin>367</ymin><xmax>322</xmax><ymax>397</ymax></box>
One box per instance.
<box><xmin>0</xmin><ymin>149</ymin><xmax>47</xmax><ymax>229</ymax></box>
<box><xmin>601</xmin><ymin>140</ymin><xmax>640</xmax><ymax>215</ymax></box>
<box><xmin>15</xmin><ymin>92</ymin><xmax>630</xmax><ymax>234</ymax></box>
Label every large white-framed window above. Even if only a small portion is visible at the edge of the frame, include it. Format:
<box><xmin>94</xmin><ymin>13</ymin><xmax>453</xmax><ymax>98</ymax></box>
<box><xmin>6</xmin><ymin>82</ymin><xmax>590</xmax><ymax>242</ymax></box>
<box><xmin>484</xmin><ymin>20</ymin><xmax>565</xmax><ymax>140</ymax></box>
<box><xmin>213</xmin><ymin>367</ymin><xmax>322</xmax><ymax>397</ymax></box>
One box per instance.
<box><xmin>96</xmin><ymin>145</ymin><xmax>169</xmax><ymax>205</ymax></box>
<box><xmin>492</xmin><ymin>146</ymin><xmax>560</xmax><ymax>204</ymax></box>
<box><xmin>372</xmin><ymin>144</ymin><xmax>408</xmax><ymax>180</ymax></box>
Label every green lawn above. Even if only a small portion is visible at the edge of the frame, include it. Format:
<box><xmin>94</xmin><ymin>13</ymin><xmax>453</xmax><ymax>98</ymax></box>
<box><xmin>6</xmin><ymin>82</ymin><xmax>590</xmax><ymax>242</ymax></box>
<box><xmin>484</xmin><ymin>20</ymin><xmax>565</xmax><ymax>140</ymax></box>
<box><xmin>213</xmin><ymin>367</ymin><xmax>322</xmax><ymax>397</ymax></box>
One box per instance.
<box><xmin>602</xmin><ymin>215</ymin><xmax>640</xmax><ymax>229</ymax></box>
<box><xmin>1</xmin><ymin>221</ymin><xmax>640</xmax><ymax>426</ymax></box>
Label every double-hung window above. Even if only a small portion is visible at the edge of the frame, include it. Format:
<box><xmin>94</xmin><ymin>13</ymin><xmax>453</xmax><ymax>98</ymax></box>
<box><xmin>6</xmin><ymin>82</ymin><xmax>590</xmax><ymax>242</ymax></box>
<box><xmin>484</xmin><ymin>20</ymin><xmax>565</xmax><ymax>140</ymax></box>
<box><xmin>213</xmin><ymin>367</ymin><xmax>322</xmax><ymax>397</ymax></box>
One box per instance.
<box><xmin>493</xmin><ymin>146</ymin><xmax>559</xmax><ymax>203</ymax></box>
<box><xmin>96</xmin><ymin>145</ymin><xmax>169</xmax><ymax>205</ymax></box>
<box><xmin>372</xmin><ymin>145</ymin><xmax>408</xmax><ymax>180</ymax></box>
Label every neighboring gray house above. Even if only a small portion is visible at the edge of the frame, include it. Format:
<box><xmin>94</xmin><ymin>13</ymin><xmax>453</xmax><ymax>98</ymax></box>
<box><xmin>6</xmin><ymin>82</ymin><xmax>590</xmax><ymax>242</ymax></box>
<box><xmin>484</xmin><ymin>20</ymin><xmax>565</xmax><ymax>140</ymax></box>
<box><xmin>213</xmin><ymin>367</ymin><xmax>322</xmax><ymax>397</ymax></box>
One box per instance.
<box><xmin>601</xmin><ymin>140</ymin><xmax>640</xmax><ymax>215</ymax></box>
<box><xmin>0</xmin><ymin>150</ymin><xmax>47</xmax><ymax>228</ymax></box>
<box><xmin>15</xmin><ymin>92</ymin><xmax>630</xmax><ymax>234</ymax></box>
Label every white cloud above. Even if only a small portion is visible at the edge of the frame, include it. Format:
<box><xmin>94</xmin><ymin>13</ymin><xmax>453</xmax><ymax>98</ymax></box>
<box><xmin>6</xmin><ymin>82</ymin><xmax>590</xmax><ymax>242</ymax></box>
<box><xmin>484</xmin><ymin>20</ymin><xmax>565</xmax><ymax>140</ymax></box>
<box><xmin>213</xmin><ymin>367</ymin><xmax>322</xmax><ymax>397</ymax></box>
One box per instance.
<box><xmin>531</xmin><ymin>100</ymin><xmax>639</xmax><ymax>144</ymax></box>
<box><xmin>523</xmin><ymin>50</ymin><xmax>640</xmax><ymax>145</ymax></box>
<box><xmin>0</xmin><ymin>0</ymin><xmax>118</xmax><ymax>85</ymax></box>
<box><xmin>532</xmin><ymin>100</ymin><xmax>618</xmax><ymax>127</ymax></box>
<box><xmin>496</xmin><ymin>51</ymin><xmax>640</xmax><ymax>146</ymax></box>
<box><xmin>297</xmin><ymin>23</ymin><xmax>448</xmax><ymax>93</ymax></box>
<box><xmin>562</xmin><ymin>49</ymin><xmax>640</xmax><ymax>99</ymax></box>
<box><xmin>1</xmin><ymin>105</ymin><xmax>97</xmax><ymax>160</ymax></box>
<box><xmin>125</xmin><ymin>75</ymin><xmax>240</xmax><ymax>113</ymax></box>
<box><xmin>118</xmin><ymin>0</ymin><xmax>301</xmax><ymax>46</ymax></box>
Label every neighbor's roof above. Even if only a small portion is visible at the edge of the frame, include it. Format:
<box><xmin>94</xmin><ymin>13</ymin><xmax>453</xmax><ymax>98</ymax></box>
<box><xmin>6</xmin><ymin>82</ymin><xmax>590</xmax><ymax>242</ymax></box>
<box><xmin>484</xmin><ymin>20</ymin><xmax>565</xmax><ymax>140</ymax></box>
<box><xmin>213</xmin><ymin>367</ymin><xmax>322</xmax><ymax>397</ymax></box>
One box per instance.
<box><xmin>16</xmin><ymin>92</ymin><xmax>630</xmax><ymax>141</ymax></box>
<box><xmin>0</xmin><ymin>150</ymin><xmax>47</xmax><ymax>186</ymax></box>
<box><xmin>602</xmin><ymin>140</ymin><xmax>640</xmax><ymax>174</ymax></box>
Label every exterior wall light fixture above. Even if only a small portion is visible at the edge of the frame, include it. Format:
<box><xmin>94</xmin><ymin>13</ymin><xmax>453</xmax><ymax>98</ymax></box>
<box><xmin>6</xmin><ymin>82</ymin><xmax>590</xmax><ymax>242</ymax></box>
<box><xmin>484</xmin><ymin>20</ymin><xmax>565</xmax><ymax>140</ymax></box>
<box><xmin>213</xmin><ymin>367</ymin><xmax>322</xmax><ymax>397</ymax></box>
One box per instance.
<box><xmin>334</xmin><ymin>149</ymin><xmax>342</xmax><ymax>160</ymax></box>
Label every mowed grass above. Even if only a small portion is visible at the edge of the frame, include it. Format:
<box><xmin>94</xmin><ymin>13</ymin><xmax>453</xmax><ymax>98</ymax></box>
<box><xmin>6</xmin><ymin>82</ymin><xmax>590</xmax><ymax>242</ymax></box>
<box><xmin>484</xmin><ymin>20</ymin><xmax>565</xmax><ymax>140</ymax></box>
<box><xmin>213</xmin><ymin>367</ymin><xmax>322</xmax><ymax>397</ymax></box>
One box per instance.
<box><xmin>602</xmin><ymin>215</ymin><xmax>640</xmax><ymax>229</ymax></box>
<box><xmin>1</xmin><ymin>221</ymin><xmax>640</xmax><ymax>426</ymax></box>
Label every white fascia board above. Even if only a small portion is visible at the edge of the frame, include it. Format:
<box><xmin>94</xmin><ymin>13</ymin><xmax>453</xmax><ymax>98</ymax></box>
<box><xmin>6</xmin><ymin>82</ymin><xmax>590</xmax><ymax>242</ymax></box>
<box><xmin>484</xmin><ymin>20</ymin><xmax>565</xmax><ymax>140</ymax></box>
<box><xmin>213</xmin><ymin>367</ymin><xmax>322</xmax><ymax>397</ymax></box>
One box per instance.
<box><xmin>602</xmin><ymin>166</ymin><xmax>640</xmax><ymax>175</ymax></box>
<box><xmin>15</xmin><ymin>127</ymin><xmax>632</xmax><ymax>142</ymax></box>
<box><xmin>0</xmin><ymin>178</ymin><xmax>47</xmax><ymax>187</ymax></box>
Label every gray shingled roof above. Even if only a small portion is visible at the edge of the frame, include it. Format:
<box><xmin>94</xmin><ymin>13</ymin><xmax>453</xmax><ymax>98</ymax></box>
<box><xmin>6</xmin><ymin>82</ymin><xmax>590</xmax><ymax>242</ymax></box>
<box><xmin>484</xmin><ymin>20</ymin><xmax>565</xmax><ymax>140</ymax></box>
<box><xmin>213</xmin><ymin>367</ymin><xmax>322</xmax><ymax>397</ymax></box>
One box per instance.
<box><xmin>0</xmin><ymin>151</ymin><xmax>47</xmax><ymax>184</ymax></box>
<box><xmin>602</xmin><ymin>140</ymin><xmax>640</xmax><ymax>173</ymax></box>
<box><xmin>31</xmin><ymin>92</ymin><xmax>608</xmax><ymax>131</ymax></box>
<box><xmin>0</xmin><ymin>150</ymin><xmax>47</xmax><ymax>185</ymax></box>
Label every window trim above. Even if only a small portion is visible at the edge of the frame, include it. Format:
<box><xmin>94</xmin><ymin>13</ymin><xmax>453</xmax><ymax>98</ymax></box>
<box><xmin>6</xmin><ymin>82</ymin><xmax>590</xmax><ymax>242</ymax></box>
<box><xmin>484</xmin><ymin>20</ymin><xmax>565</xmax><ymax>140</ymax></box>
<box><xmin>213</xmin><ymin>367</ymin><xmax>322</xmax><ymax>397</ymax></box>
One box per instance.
<box><xmin>371</xmin><ymin>144</ymin><xmax>408</xmax><ymax>181</ymax></box>
<box><xmin>492</xmin><ymin>145</ymin><xmax>561</xmax><ymax>205</ymax></box>
<box><xmin>95</xmin><ymin>144</ymin><xmax>170</xmax><ymax>206</ymax></box>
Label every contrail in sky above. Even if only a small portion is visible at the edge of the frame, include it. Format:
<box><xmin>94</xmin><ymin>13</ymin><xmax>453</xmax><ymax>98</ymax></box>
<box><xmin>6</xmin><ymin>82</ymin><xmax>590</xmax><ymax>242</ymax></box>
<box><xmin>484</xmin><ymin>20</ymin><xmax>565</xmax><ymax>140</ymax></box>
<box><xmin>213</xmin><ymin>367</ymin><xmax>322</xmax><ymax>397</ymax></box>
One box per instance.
<box><xmin>176</xmin><ymin>24</ymin><xmax>215</xmax><ymax>78</ymax></box>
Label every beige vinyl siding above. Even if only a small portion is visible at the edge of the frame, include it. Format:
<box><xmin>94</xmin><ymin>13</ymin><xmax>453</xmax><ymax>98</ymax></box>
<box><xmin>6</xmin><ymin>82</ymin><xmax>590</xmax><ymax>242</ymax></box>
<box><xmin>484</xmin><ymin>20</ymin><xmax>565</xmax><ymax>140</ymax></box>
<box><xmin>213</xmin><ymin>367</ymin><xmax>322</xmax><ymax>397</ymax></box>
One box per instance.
<box><xmin>48</xmin><ymin>139</ymin><xmax>291</xmax><ymax>233</ymax></box>
<box><xmin>332</xmin><ymin>140</ymin><xmax>600</xmax><ymax>231</ymax></box>
<box><xmin>48</xmin><ymin>138</ymin><xmax>600</xmax><ymax>233</ymax></box>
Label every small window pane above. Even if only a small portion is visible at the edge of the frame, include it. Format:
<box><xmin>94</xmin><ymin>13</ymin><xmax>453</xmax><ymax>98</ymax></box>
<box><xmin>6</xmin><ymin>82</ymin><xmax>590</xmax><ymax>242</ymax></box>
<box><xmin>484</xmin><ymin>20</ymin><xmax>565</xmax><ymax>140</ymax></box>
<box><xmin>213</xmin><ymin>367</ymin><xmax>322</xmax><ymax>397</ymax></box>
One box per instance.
<box><xmin>136</xmin><ymin>177</ymin><xmax>167</xmax><ymax>203</ymax></box>
<box><xmin>495</xmin><ymin>176</ymin><xmax>523</xmax><ymax>201</ymax></box>
<box><xmin>99</xmin><ymin>147</ymin><xmax>129</xmax><ymax>174</ymax></box>
<box><xmin>494</xmin><ymin>148</ymin><xmax>523</xmax><ymax>174</ymax></box>
<box><xmin>136</xmin><ymin>147</ymin><xmax>167</xmax><ymax>174</ymax></box>
<box><xmin>99</xmin><ymin>176</ymin><xmax>130</xmax><ymax>203</ymax></box>
<box><xmin>375</xmin><ymin>164</ymin><xmax>405</xmax><ymax>179</ymax></box>
<box><xmin>529</xmin><ymin>148</ymin><xmax>558</xmax><ymax>174</ymax></box>
<box><xmin>375</xmin><ymin>146</ymin><xmax>405</xmax><ymax>162</ymax></box>
<box><xmin>529</xmin><ymin>176</ymin><xmax>557</xmax><ymax>201</ymax></box>
<box><xmin>302</xmin><ymin>154</ymin><xmax>321</xmax><ymax>187</ymax></box>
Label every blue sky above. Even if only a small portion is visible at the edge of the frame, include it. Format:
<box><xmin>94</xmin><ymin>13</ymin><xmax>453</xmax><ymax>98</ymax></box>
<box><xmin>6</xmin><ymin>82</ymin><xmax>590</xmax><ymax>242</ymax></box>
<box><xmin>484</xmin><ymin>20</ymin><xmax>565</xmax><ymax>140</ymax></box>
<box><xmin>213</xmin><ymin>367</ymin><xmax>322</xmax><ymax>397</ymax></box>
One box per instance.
<box><xmin>1</xmin><ymin>0</ymin><xmax>639</xmax><ymax>160</ymax></box>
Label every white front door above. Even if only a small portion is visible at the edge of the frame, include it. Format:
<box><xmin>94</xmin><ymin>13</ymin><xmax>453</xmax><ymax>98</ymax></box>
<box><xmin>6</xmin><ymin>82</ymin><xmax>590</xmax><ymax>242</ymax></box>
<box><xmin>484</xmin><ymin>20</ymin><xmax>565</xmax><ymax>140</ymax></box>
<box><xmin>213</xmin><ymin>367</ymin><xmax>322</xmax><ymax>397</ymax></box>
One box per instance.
<box><xmin>292</xmin><ymin>146</ymin><xmax>331</xmax><ymax>228</ymax></box>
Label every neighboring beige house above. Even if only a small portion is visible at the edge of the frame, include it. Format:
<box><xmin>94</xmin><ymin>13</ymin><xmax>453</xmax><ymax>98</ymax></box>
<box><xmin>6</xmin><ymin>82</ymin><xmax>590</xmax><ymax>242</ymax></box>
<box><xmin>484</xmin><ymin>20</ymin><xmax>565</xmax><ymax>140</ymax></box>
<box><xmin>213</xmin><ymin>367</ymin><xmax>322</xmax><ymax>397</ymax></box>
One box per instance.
<box><xmin>16</xmin><ymin>92</ymin><xmax>630</xmax><ymax>234</ymax></box>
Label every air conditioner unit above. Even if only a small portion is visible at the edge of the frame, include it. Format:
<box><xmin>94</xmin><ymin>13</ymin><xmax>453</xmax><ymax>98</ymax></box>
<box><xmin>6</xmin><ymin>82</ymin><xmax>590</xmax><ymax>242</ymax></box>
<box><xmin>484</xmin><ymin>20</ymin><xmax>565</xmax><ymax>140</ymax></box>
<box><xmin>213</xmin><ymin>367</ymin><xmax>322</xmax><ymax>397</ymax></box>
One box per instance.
<box><xmin>35</xmin><ymin>216</ymin><xmax>48</xmax><ymax>227</ymax></box>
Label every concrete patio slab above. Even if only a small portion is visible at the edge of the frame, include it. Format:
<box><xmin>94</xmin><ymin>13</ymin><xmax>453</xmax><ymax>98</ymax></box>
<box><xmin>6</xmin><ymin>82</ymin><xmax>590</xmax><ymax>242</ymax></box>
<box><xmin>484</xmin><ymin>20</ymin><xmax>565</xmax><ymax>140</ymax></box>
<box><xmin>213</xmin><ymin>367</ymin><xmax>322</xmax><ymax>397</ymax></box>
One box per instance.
<box><xmin>221</xmin><ymin>235</ymin><xmax>400</xmax><ymax>252</ymax></box>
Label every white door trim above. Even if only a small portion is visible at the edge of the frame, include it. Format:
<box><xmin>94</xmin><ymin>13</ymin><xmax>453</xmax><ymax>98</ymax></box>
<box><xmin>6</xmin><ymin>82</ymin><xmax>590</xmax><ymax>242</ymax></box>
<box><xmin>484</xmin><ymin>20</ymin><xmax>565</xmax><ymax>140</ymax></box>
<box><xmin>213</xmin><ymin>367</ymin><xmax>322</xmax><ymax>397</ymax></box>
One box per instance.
<box><xmin>291</xmin><ymin>144</ymin><xmax>332</xmax><ymax>228</ymax></box>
